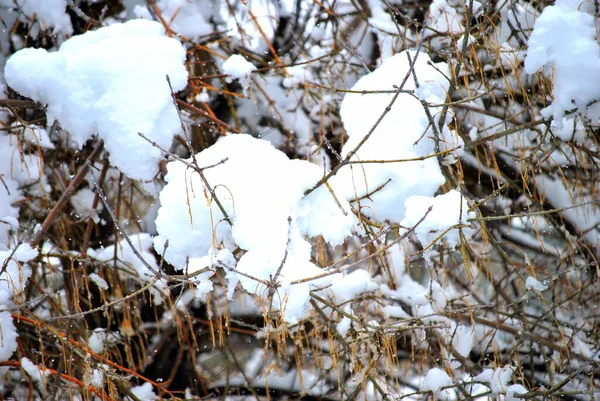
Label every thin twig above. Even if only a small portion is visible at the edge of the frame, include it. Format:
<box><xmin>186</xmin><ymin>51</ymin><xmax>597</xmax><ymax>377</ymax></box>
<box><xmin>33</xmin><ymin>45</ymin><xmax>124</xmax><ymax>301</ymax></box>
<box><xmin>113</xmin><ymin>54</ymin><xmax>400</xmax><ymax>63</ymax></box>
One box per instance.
<box><xmin>31</xmin><ymin>140</ymin><xmax>105</xmax><ymax>248</ymax></box>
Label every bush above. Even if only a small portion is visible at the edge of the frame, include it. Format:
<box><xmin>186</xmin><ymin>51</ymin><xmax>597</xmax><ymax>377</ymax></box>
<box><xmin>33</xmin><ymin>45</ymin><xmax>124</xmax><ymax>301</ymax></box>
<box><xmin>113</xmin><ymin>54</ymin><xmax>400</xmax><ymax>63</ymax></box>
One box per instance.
<box><xmin>0</xmin><ymin>0</ymin><xmax>599</xmax><ymax>400</ymax></box>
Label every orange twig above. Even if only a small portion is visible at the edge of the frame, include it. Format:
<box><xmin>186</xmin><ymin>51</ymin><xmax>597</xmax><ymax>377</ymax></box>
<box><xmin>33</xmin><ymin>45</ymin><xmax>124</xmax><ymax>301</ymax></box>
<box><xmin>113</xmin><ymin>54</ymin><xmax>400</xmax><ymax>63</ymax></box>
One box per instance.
<box><xmin>0</xmin><ymin>360</ymin><xmax>115</xmax><ymax>401</ymax></box>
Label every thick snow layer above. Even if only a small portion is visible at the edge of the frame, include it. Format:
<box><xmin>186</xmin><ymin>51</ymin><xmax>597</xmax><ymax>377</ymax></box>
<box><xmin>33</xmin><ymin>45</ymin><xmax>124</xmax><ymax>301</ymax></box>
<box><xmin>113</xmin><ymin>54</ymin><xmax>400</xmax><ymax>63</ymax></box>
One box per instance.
<box><xmin>335</xmin><ymin>50</ymin><xmax>461</xmax><ymax>223</ymax></box>
<box><xmin>524</xmin><ymin>0</ymin><xmax>600</xmax><ymax>124</ymax></box>
<box><xmin>154</xmin><ymin>134</ymin><xmax>356</xmax><ymax>323</ymax></box>
<box><xmin>4</xmin><ymin>19</ymin><xmax>188</xmax><ymax>181</ymax></box>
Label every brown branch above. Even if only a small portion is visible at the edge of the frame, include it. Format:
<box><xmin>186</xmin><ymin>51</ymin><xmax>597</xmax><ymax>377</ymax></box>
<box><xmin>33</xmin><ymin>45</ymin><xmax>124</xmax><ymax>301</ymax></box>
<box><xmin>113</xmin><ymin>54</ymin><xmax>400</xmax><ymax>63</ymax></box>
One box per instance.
<box><xmin>31</xmin><ymin>140</ymin><xmax>105</xmax><ymax>248</ymax></box>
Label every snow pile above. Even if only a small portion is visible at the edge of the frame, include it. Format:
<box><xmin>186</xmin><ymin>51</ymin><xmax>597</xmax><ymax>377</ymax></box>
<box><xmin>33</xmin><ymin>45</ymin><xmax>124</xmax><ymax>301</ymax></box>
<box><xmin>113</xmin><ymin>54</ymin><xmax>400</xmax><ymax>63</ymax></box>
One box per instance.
<box><xmin>4</xmin><ymin>19</ymin><xmax>188</xmax><ymax>181</ymax></box>
<box><xmin>524</xmin><ymin>0</ymin><xmax>600</xmax><ymax>124</ymax></box>
<box><xmin>334</xmin><ymin>50</ymin><xmax>462</xmax><ymax>223</ymax></box>
<box><xmin>154</xmin><ymin>134</ymin><xmax>356</xmax><ymax>323</ymax></box>
<box><xmin>222</xmin><ymin>54</ymin><xmax>257</xmax><ymax>93</ymax></box>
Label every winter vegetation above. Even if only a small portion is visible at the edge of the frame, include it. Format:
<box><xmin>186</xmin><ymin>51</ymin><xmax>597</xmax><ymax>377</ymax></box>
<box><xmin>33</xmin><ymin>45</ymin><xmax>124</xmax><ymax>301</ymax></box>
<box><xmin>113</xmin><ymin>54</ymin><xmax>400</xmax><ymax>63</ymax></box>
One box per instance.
<box><xmin>0</xmin><ymin>0</ymin><xmax>599</xmax><ymax>400</ymax></box>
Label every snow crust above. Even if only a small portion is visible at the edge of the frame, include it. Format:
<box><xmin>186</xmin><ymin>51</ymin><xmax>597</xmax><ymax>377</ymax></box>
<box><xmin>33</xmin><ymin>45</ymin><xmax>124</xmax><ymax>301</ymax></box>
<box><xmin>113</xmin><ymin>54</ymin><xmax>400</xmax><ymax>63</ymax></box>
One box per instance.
<box><xmin>4</xmin><ymin>19</ymin><xmax>188</xmax><ymax>181</ymax></box>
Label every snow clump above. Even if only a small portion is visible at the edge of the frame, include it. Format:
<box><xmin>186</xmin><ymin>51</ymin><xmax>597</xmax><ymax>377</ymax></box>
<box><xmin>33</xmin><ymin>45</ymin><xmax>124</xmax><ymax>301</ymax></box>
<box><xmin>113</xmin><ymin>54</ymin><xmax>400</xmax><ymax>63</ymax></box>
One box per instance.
<box><xmin>4</xmin><ymin>19</ymin><xmax>188</xmax><ymax>181</ymax></box>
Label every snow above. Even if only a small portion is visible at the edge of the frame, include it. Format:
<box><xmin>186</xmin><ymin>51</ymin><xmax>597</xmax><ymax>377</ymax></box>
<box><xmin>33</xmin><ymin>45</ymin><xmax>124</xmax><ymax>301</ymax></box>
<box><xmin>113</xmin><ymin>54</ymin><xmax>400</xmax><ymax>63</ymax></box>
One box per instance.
<box><xmin>220</xmin><ymin>0</ymin><xmax>279</xmax><ymax>52</ymax></box>
<box><xmin>525</xmin><ymin>276</ymin><xmax>548</xmax><ymax>292</ymax></box>
<box><xmin>236</xmin><ymin>74</ymin><xmax>315</xmax><ymax>155</ymax></box>
<box><xmin>0</xmin><ymin>215</ymin><xmax>37</xmax><ymax>362</ymax></box>
<box><xmin>88</xmin><ymin>328</ymin><xmax>122</xmax><ymax>354</ymax></box>
<box><xmin>0</xmin><ymin>243</ymin><xmax>36</xmax><ymax>298</ymax></box>
<box><xmin>194</xmin><ymin>89</ymin><xmax>210</xmax><ymax>103</ymax></box>
<box><xmin>222</xmin><ymin>54</ymin><xmax>257</xmax><ymax>93</ymax></box>
<box><xmin>524</xmin><ymin>0</ymin><xmax>600</xmax><ymax>124</ymax></box>
<box><xmin>150</xmin><ymin>0</ymin><xmax>213</xmax><ymax>39</ymax></box>
<box><xmin>336</xmin><ymin>308</ymin><xmax>353</xmax><ymax>336</ymax></box>
<box><xmin>330</xmin><ymin>269</ymin><xmax>378</xmax><ymax>303</ymax></box>
<box><xmin>88</xmin><ymin>273</ymin><xmax>109</xmax><ymax>290</ymax></box>
<box><xmin>452</xmin><ymin>325</ymin><xmax>474</xmax><ymax>358</ymax></box>
<box><xmin>20</xmin><ymin>357</ymin><xmax>47</xmax><ymax>384</ymax></box>
<box><xmin>0</xmin><ymin>311</ymin><xmax>18</xmax><ymax>362</ymax></box>
<box><xmin>70</xmin><ymin>188</ymin><xmax>100</xmax><ymax>221</ymax></box>
<box><xmin>4</xmin><ymin>19</ymin><xmax>188</xmax><ymax>181</ymax></box>
<box><xmin>506</xmin><ymin>384</ymin><xmax>528</xmax><ymax>400</ymax></box>
<box><xmin>128</xmin><ymin>382</ymin><xmax>158</xmax><ymax>401</ymax></box>
<box><xmin>0</xmin><ymin>134</ymin><xmax>43</xmax><ymax>206</ymax></box>
<box><xmin>154</xmin><ymin>134</ymin><xmax>356</xmax><ymax>323</ymax></box>
<box><xmin>401</xmin><ymin>190</ymin><xmax>473</xmax><ymax>251</ymax></box>
<box><xmin>535</xmin><ymin>174</ymin><xmax>600</xmax><ymax>245</ymax></box>
<box><xmin>0</xmin><ymin>137</ymin><xmax>23</xmax><ymax>250</ymax></box>
<box><xmin>475</xmin><ymin>366</ymin><xmax>516</xmax><ymax>395</ymax></box>
<box><xmin>1</xmin><ymin>0</ymin><xmax>595</xmax><ymax>396</ymax></box>
<box><xmin>425</xmin><ymin>0</ymin><xmax>464</xmax><ymax>48</ymax></box>
<box><xmin>334</xmin><ymin>50</ymin><xmax>462</xmax><ymax>223</ymax></box>
<box><xmin>422</xmin><ymin>367</ymin><xmax>452</xmax><ymax>394</ymax></box>
<box><xmin>19</xmin><ymin>125</ymin><xmax>55</xmax><ymax>149</ymax></box>
<box><xmin>89</xmin><ymin>233</ymin><xmax>169</xmax><ymax>305</ymax></box>
<box><xmin>85</xmin><ymin>367</ymin><xmax>105</xmax><ymax>388</ymax></box>
<box><xmin>0</xmin><ymin>0</ymin><xmax>73</xmax><ymax>36</ymax></box>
